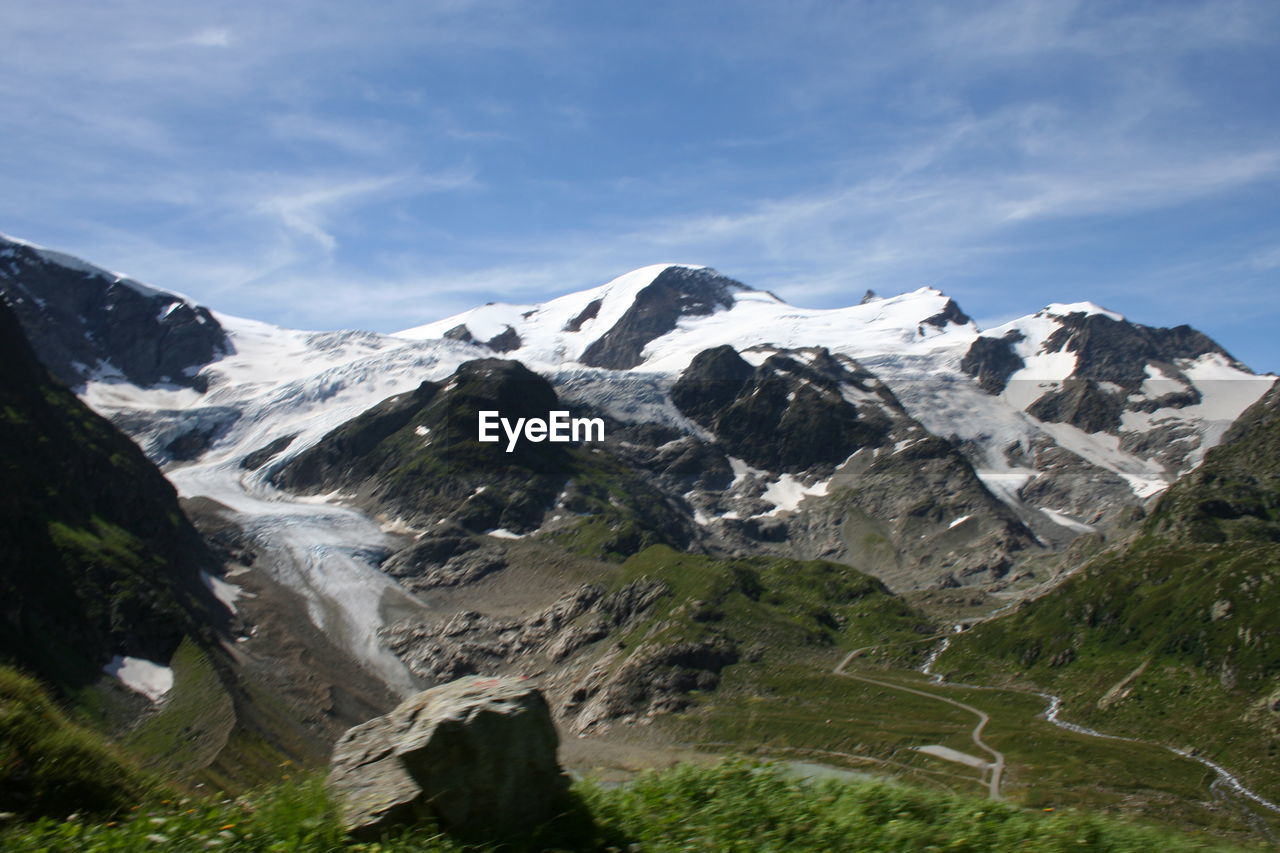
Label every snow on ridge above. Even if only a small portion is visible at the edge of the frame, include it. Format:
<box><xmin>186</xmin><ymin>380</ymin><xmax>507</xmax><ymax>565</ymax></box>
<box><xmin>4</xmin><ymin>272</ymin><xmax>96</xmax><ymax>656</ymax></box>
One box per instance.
<box><xmin>395</xmin><ymin>263</ymin><xmax>705</xmax><ymax>345</ymax></box>
<box><xmin>638</xmin><ymin>285</ymin><xmax>974</xmax><ymax>375</ymax></box>
<box><xmin>391</xmin><ymin>265</ymin><xmax>980</xmax><ymax>378</ymax></box>
<box><xmin>1041</xmin><ymin>301</ymin><xmax>1125</xmax><ymax>322</ymax></box>
<box><xmin>1119</xmin><ymin>354</ymin><xmax>1276</xmax><ymax>469</ymax></box>
<box><xmin>0</xmin><ymin>232</ymin><xmax>182</xmax><ymax>302</ymax></box>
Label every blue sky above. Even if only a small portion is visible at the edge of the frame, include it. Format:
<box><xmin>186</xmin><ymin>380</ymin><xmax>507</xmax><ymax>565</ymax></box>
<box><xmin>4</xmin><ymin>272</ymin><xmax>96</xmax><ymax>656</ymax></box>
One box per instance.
<box><xmin>3</xmin><ymin>0</ymin><xmax>1279</xmax><ymax>370</ymax></box>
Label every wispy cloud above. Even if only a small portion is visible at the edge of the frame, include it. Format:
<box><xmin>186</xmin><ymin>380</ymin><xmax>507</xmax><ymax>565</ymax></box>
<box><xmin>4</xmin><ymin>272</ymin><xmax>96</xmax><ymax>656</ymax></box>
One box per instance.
<box><xmin>182</xmin><ymin>27</ymin><xmax>234</xmax><ymax>48</ymax></box>
<box><xmin>0</xmin><ymin>0</ymin><xmax>1277</xmax><ymax>368</ymax></box>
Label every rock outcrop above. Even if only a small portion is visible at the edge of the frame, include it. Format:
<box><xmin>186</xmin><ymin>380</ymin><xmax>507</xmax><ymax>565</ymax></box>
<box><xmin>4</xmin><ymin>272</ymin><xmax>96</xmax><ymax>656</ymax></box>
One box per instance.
<box><xmin>671</xmin><ymin>345</ymin><xmax>893</xmax><ymax>473</ymax></box>
<box><xmin>0</xmin><ymin>235</ymin><xmax>227</xmax><ymax>390</ymax></box>
<box><xmin>272</xmin><ymin>360</ymin><xmax>573</xmax><ymax>534</ymax></box>
<box><xmin>382</xmin><ymin>579</ymin><xmax>670</xmax><ymax>684</ymax></box>
<box><xmin>579</xmin><ymin>266</ymin><xmax>746</xmax><ymax>369</ymax></box>
<box><xmin>326</xmin><ymin>675</ymin><xmax>572</xmax><ymax>841</ymax></box>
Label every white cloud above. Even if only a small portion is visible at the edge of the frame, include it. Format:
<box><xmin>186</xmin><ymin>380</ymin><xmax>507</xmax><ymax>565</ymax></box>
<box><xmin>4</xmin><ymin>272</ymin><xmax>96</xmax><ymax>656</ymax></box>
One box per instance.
<box><xmin>1247</xmin><ymin>246</ymin><xmax>1280</xmax><ymax>271</ymax></box>
<box><xmin>183</xmin><ymin>27</ymin><xmax>233</xmax><ymax>48</ymax></box>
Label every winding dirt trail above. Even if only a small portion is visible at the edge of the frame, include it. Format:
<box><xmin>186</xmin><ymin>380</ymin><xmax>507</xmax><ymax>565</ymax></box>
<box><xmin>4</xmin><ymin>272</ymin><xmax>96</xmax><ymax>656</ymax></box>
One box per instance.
<box><xmin>834</xmin><ymin>631</ymin><xmax>1280</xmax><ymax>827</ymax></box>
<box><xmin>833</xmin><ymin>648</ymin><xmax>1005</xmax><ymax>799</ymax></box>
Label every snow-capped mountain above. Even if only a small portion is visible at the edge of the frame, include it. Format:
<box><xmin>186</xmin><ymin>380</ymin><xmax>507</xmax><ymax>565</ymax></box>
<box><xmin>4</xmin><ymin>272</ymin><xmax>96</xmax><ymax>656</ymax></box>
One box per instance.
<box><xmin>2</xmin><ymin>236</ymin><xmax>1273</xmax><ymax>697</ymax></box>
<box><xmin>402</xmin><ymin>263</ymin><xmax>1273</xmax><ymax>537</ymax></box>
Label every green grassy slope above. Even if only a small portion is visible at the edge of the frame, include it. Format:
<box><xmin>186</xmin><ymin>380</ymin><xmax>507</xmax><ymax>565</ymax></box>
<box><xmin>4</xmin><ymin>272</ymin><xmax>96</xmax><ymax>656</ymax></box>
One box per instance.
<box><xmin>610</xmin><ymin>545</ymin><xmax>931</xmax><ymax>660</ymax></box>
<box><xmin>0</xmin><ymin>301</ymin><xmax>347</xmax><ymax>798</ymax></box>
<box><xmin>0</xmin><ymin>666</ymin><xmax>155</xmax><ymax>820</ymax></box>
<box><xmin>0</xmin><ymin>761</ymin><xmax>1255</xmax><ymax>852</ymax></box>
<box><xmin>940</xmin><ymin>382</ymin><xmax>1280</xmax><ymax>800</ymax></box>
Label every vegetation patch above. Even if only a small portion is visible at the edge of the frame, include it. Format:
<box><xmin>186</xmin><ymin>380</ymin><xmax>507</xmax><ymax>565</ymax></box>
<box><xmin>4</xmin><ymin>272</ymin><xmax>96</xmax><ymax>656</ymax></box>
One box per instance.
<box><xmin>0</xmin><ymin>666</ymin><xmax>154</xmax><ymax>820</ymax></box>
<box><xmin>0</xmin><ymin>761</ymin><xmax>1254</xmax><ymax>852</ymax></box>
<box><xmin>121</xmin><ymin>638</ymin><xmax>236</xmax><ymax>779</ymax></box>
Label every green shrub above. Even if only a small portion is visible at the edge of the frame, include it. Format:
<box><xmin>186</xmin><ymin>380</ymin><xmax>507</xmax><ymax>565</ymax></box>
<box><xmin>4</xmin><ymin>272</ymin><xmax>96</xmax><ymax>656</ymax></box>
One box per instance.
<box><xmin>0</xmin><ymin>666</ymin><xmax>154</xmax><ymax>819</ymax></box>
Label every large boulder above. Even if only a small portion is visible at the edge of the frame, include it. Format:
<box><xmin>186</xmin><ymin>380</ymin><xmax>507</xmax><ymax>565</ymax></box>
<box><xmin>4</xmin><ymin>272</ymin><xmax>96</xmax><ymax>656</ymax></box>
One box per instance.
<box><xmin>326</xmin><ymin>675</ymin><xmax>571</xmax><ymax>841</ymax></box>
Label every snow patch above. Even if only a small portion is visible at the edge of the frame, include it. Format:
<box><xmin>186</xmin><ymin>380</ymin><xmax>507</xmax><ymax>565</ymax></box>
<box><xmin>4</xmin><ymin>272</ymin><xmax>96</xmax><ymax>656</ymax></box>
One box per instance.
<box><xmin>103</xmin><ymin>656</ymin><xmax>174</xmax><ymax>702</ymax></box>
<box><xmin>1040</xmin><ymin>508</ymin><xmax>1097</xmax><ymax>534</ymax></box>
<box><xmin>976</xmin><ymin>470</ymin><xmax>1033</xmax><ymax>509</ymax></box>
<box><xmin>1042</xmin><ymin>301</ymin><xmax>1125</xmax><ymax>322</ymax></box>
<box><xmin>728</xmin><ymin>456</ymin><xmax>767</xmax><ymax>488</ymax></box>
<box><xmin>380</xmin><ymin>517</ymin><xmax>422</xmax><ymax>536</ymax></box>
<box><xmin>760</xmin><ymin>473</ymin><xmax>830</xmax><ymax>516</ymax></box>
<box><xmin>200</xmin><ymin>570</ymin><xmax>245</xmax><ymax>613</ymax></box>
<box><xmin>1035</xmin><ymin>421</ymin><xmax>1168</xmax><ymax>498</ymax></box>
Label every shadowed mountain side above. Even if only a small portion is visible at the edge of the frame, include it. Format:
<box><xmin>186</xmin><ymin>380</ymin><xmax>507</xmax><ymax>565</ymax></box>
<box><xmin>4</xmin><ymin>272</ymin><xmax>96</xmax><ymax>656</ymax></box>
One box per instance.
<box><xmin>0</xmin><ymin>300</ymin><xmax>226</xmax><ymax>690</ymax></box>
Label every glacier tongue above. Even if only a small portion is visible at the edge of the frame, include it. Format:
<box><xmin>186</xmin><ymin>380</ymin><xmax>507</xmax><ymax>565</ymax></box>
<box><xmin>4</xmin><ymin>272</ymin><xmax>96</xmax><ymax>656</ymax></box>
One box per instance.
<box><xmin>83</xmin><ymin>315</ymin><xmax>492</xmax><ymax>697</ymax></box>
<box><xmin>171</xmin><ymin>458</ymin><xmax>428</xmax><ymax>695</ymax></box>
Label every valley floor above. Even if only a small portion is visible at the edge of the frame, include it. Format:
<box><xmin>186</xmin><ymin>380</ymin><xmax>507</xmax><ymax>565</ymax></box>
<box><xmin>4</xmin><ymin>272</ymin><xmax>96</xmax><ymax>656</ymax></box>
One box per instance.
<box><xmin>621</xmin><ymin>648</ymin><xmax>1280</xmax><ymax>847</ymax></box>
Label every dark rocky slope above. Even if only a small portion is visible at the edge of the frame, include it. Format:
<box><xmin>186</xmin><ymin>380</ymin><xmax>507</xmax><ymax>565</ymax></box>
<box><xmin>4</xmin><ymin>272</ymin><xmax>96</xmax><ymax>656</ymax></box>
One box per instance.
<box><xmin>579</xmin><ymin>266</ymin><xmax>747</xmax><ymax>369</ymax></box>
<box><xmin>0</xmin><ymin>236</ymin><xmax>227</xmax><ymax>390</ymax></box>
<box><xmin>670</xmin><ymin>345</ymin><xmax>1039</xmax><ymax>588</ymax></box>
<box><xmin>0</xmin><ymin>299</ymin><xmax>226</xmax><ymax>689</ymax></box>
<box><xmin>274</xmin><ymin>358</ymin><xmax>697</xmax><ymax>557</ymax></box>
<box><xmin>671</xmin><ymin>345</ymin><xmax>892</xmax><ymax>472</ymax></box>
<box><xmin>0</xmin><ymin>300</ymin><xmax>395</xmax><ymax>792</ymax></box>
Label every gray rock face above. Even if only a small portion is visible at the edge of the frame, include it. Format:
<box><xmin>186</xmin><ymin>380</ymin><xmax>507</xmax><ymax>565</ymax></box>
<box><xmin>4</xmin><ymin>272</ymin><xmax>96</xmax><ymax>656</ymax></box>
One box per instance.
<box><xmin>580</xmin><ymin>266</ymin><xmax>746</xmax><ymax>369</ymax></box>
<box><xmin>0</xmin><ymin>236</ymin><xmax>228</xmax><ymax>390</ymax></box>
<box><xmin>566</xmin><ymin>637</ymin><xmax>739</xmax><ymax>733</ymax></box>
<box><xmin>383</xmin><ymin>579</ymin><xmax>669</xmax><ymax>685</ymax></box>
<box><xmin>326</xmin><ymin>675</ymin><xmax>571</xmax><ymax>841</ymax></box>
<box><xmin>959</xmin><ymin>332</ymin><xmax>1025</xmax><ymax>394</ymax></box>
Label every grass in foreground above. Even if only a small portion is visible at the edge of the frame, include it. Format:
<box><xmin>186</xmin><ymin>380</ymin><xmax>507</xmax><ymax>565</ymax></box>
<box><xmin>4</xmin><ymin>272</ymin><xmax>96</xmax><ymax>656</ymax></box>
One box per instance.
<box><xmin>0</xmin><ymin>666</ymin><xmax>156</xmax><ymax>820</ymax></box>
<box><xmin>0</xmin><ymin>761</ymin><xmax>1257</xmax><ymax>852</ymax></box>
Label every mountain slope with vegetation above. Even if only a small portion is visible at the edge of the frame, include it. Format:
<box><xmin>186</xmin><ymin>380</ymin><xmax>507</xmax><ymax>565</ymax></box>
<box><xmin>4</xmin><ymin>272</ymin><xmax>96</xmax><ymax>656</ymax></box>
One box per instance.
<box><xmin>940</xmin><ymin>380</ymin><xmax>1280</xmax><ymax>799</ymax></box>
<box><xmin>2</xmin><ymin>759</ymin><xmax>1255</xmax><ymax>852</ymax></box>
<box><xmin>0</xmin><ymin>300</ymin><xmax>224</xmax><ymax>691</ymax></box>
<box><xmin>0</xmin><ymin>301</ymin><xmax>396</xmax><ymax>799</ymax></box>
<box><xmin>272</xmin><ymin>358</ymin><xmax>697</xmax><ymax>558</ymax></box>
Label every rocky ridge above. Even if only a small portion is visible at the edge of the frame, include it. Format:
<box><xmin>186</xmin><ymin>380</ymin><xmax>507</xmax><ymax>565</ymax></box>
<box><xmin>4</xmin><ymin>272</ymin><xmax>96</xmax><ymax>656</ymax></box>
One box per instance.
<box><xmin>0</xmin><ymin>234</ymin><xmax>228</xmax><ymax>391</ymax></box>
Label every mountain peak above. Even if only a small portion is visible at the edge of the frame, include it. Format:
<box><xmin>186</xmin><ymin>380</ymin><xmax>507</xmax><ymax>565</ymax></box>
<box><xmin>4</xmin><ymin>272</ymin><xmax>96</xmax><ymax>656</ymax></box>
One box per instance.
<box><xmin>396</xmin><ymin>264</ymin><xmax>755</xmax><ymax>369</ymax></box>
<box><xmin>0</xmin><ymin>234</ymin><xmax>228</xmax><ymax>390</ymax></box>
<box><xmin>578</xmin><ymin>265</ymin><xmax>752</xmax><ymax>369</ymax></box>
<box><xmin>0</xmin><ymin>233</ymin><xmax>172</xmax><ymax>301</ymax></box>
<box><xmin>1041</xmin><ymin>301</ymin><xmax>1125</xmax><ymax>322</ymax></box>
